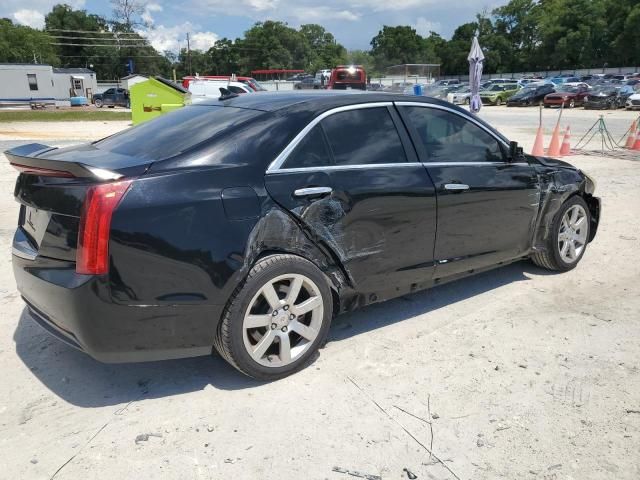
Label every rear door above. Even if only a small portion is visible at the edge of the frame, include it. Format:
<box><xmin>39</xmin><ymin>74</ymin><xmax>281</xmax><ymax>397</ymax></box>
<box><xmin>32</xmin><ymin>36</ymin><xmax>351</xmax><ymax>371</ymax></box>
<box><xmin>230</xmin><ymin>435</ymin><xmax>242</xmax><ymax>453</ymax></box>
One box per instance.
<box><xmin>397</xmin><ymin>102</ymin><xmax>539</xmax><ymax>280</ymax></box>
<box><xmin>265</xmin><ymin>103</ymin><xmax>437</xmax><ymax>295</ymax></box>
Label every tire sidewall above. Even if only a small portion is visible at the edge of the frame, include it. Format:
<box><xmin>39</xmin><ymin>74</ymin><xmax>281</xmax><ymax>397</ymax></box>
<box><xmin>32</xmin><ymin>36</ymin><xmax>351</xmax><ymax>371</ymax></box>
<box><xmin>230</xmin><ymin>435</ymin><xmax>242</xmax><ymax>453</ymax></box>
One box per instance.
<box><xmin>224</xmin><ymin>256</ymin><xmax>333</xmax><ymax>379</ymax></box>
<box><xmin>549</xmin><ymin>196</ymin><xmax>590</xmax><ymax>271</ymax></box>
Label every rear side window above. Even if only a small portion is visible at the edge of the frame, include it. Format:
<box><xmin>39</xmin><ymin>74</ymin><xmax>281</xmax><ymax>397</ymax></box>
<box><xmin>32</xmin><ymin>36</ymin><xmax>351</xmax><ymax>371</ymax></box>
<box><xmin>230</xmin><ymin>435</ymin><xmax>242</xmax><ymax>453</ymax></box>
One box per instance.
<box><xmin>401</xmin><ymin>106</ymin><xmax>505</xmax><ymax>163</ymax></box>
<box><xmin>320</xmin><ymin>107</ymin><xmax>407</xmax><ymax>166</ymax></box>
<box><xmin>283</xmin><ymin>126</ymin><xmax>332</xmax><ymax>169</ymax></box>
<box><xmin>95</xmin><ymin>106</ymin><xmax>262</xmax><ymax>161</ymax></box>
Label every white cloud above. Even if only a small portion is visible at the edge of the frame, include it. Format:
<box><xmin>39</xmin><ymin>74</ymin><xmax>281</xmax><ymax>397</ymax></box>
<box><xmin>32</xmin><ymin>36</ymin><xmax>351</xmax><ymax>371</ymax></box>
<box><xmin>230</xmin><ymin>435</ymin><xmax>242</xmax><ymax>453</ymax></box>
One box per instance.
<box><xmin>414</xmin><ymin>17</ymin><xmax>441</xmax><ymax>36</ymax></box>
<box><xmin>139</xmin><ymin>22</ymin><xmax>218</xmax><ymax>52</ymax></box>
<box><xmin>141</xmin><ymin>3</ymin><xmax>163</xmax><ymax>26</ymax></box>
<box><xmin>289</xmin><ymin>6</ymin><xmax>360</xmax><ymax>22</ymax></box>
<box><xmin>12</xmin><ymin>9</ymin><xmax>45</xmax><ymax>28</ymax></box>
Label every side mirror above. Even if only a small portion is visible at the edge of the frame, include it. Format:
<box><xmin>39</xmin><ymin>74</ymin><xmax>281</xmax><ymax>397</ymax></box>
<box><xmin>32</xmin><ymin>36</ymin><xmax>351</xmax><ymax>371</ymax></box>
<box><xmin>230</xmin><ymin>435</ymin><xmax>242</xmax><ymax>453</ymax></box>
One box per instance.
<box><xmin>509</xmin><ymin>141</ymin><xmax>524</xmax><ymax>162</ymax></box>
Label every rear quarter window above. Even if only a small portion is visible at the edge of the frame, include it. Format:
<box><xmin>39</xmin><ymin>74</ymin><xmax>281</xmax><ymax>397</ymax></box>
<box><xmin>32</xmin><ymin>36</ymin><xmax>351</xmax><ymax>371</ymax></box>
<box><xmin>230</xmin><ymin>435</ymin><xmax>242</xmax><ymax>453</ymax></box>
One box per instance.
<box><xmin>94</xmin><ymin>106</ymin><xmax>263</xmax><ymax>161</ymax></box>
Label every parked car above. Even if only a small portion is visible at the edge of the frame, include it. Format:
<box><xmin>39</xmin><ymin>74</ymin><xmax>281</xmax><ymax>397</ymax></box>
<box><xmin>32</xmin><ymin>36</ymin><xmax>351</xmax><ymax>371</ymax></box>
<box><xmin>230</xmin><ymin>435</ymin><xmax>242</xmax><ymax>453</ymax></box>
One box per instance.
<box><xmin>543</xmin><ymin>84</ymin><xmax>590</xmax><ymax>108</ymax></box>
<box><xmin>447</xmin><ymin>86</ymin><xmax>472</xmax><ymax>105</ymax></box>
<box><xmin>294</xmin><ymin>77</ymin><xmax>319</xmax><ymax>90</ymax></box>
<box><xmin>507</xmin><ymin>83</ymin><xmax>555</xmax><ymax>106</ymax></box>
<box><xmin>189</xmin><ymin>80</ymin><xmax>253</xmax><ymax>102</ymax></box>
<box><xmin>432</xmin><ymin>79</ymin><xmax>460</xmax><ymax>87</ymax></box>
<box><xmin>626</xmin><ymin>93</ymin><xmax>640</xmax><ymax>110</ymax></box>
<box><xmin>93</xmin><ymin>88</ymin><xmax>129</xmax><ymax>108</ymax></box>
<box><xmin>617</xmin><ymin>85</ymin><xmax>637</xmax><ymax>107</ymax></box>
<box><xmin>182</xmin><ymin>76</ymin><xmax>267</xmax><ymax>92</ymax></box>
<box><xmin>6</xmin><ymin>92</ymin><xmax>601</xmax><ymax>380</ymax></box>
<box><xmin>327</xmin><ymin>66</ymin><xmax>367</xmax><ymax>90</ymax></box>
<box><xmin>549</xmin><ymin>76</ymin><xmax>580</xmax><ymax>85</ymax></box>
<box><xmin>480</xmin><ymin>83</ymin><xmax>520</xmax><ymax>105</ymax></box>
<box><xmin>583</xmin><ymin>86</ymin><xmax>622</xmax><ymax>109</ymax></box>
<box><xmin>487</xmin><ymin>78</ymin><xmax>514</xmax><ymax>85</ymax></box>
<box><xmin>366</xmin><ymin>82</ymin><xmax>384</xmax><ymax>91</ymax></box>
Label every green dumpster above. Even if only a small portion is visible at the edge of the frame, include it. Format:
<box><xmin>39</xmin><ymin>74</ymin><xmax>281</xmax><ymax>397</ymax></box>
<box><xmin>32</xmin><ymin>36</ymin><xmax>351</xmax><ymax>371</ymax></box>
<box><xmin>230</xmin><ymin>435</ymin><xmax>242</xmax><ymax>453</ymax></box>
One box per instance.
<box><xmin>130</xmin><ymin>76</ymin><xmax>191</xmax><ymax>125</ymax></box>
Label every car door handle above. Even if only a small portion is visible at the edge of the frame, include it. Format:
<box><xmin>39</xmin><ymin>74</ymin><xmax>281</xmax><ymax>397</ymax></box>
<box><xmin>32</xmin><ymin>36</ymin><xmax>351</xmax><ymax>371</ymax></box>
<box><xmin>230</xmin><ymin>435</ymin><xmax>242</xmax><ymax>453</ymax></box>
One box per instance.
<box><xmin>293</xmin><ymin>186</ymin><xmax>333</xmax><ymax>197</ymax></box>
<box><xmin>444</xmin><ymin>183</ymin><xmax>470</xmax><ymax>191</ymax></box>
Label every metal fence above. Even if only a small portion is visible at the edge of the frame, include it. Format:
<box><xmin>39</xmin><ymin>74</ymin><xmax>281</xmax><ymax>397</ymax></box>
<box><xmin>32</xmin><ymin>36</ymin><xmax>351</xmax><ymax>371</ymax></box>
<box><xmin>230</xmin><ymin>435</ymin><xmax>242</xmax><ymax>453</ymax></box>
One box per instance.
<box><xmin>444</xmin><ymin>66</ymin><xmax>640</xmax><ymax>82</ymax></box>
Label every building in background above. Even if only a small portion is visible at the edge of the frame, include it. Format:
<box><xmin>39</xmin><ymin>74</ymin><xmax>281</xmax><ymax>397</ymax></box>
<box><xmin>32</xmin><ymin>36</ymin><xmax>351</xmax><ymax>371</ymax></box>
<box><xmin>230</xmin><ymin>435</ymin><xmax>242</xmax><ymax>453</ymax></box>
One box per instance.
<box><xmin>0</xmin><ymin>64</ymin><xmax>98</xmax><ymax>108</ymax></box>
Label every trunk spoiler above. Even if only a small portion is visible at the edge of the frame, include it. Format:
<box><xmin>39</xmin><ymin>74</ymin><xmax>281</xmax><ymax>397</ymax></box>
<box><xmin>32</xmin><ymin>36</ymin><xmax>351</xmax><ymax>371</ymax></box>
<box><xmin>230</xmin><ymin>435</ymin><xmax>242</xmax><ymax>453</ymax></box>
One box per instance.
<box><xmin>5</xmin><ymin>143</ymin><xmax>136</xmax><ymax>180</ymax></box>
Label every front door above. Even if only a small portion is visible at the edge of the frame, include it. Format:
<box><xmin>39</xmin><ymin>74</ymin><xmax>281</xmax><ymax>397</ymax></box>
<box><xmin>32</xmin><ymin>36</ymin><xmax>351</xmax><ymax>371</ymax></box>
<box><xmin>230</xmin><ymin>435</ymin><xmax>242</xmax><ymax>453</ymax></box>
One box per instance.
<box><xmin>265</xmin><ymin>103</ymin><xmax>437</xmax><ymax>296</ymax></box>
<box><xmin>397</xmin><ymin>103</ymin><xmax>539</xmax><ymax>280</ymax></box>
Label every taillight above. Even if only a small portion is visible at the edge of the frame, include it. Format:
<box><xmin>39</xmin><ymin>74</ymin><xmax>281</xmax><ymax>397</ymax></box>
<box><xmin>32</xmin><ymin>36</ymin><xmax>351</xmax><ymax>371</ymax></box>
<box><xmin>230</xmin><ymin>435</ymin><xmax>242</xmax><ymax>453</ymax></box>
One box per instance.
<box><xmin>76</xmin><ymin>180</ymin><xmax>132</xmax><ymax>275</ymax></box>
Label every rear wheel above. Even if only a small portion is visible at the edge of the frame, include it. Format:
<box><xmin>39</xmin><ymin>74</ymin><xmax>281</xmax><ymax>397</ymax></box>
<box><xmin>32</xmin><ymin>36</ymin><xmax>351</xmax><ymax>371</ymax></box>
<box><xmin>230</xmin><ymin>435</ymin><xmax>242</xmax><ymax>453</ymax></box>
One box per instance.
<box><xmin>94</xmin><ymin>99</ymin><xmax>103</xmax><ymax>108</ymax></box>
<box><xmin>531</xmin><ymin>196</ymin><xmax>591</xmax><ymax>272</ymax></box>
<box><xmin>214</xmin><ymin>254</ymin><xmax>333</xmax><ymax>380</ymax></box>
<box><xmin>568</xmin><ymin>99</ymin><xmax>576</xmax><ymax>108</ymax></box>
<box><xmin>496</xmin><ymin>97</ymin><xmax>502</xmax><ymax>106</ymax></box>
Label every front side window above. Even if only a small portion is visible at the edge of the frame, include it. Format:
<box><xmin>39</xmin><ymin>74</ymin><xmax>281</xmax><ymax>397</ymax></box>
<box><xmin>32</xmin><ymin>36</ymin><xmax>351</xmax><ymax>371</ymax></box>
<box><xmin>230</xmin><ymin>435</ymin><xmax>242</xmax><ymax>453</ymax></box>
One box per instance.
<box><xmin>320</xmin><ymin>107</ymin><xmax>407</xmax><ymax>166</ymax></box>
<box><xmin>401</xmin><ymin>106</ymin><xmax>505</xmax><ymax>163</ymax></box>
<box><xmin>27</xmin><ymin>74</ymin><xmax>38</xmax><ymax>91</ymax></box>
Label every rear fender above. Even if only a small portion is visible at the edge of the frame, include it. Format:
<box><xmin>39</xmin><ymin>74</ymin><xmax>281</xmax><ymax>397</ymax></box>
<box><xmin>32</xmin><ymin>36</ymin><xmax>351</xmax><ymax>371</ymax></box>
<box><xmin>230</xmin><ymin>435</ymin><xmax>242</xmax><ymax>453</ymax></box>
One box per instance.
<box><xmin>243</xmin><ymin>205</ymin><xmax>351</xmax><ymax>296</ymax></box>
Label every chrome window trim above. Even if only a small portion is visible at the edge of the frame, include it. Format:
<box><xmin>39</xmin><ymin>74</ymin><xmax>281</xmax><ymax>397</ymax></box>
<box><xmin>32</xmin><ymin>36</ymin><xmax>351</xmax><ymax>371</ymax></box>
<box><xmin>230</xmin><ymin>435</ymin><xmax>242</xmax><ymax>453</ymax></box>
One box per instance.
<box><xmin>268</xmin><ymin>161</ymin><xmax>530</xmax><ymax>175</ymax></box>
<box><xmin>270</xmin><ymin>162</ymin><xmax>424</xmax><ymax>175</ymax></box>
<box><xmin>266</xmin><ymin>102</ymin><xmax>394</xmax><ymax>172</ymax></box>
<box><xmin>394</xmin><ymin>101</ymin><xmax>511</xmax><ymax>149</ymax></box>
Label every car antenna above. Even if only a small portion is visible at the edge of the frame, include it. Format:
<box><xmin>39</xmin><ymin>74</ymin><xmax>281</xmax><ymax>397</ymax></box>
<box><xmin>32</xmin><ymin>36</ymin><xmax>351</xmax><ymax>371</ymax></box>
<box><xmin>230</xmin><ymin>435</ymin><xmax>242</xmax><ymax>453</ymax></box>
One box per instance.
<box><xmin>218</xmin><ymin>87</ymin><xmax>239</xmax><ymax>101</ymax></box>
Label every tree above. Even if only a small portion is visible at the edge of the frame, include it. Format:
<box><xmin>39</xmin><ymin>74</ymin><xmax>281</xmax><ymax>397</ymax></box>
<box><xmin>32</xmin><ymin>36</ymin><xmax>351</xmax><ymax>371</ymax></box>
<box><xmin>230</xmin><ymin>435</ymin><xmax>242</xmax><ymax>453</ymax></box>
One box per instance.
<box><xmin>110</xmin><ymin>0</ymin><xmax>145</xmax><ymax>28</ymax></box>
<box><xmin>299</xmin><ymin>24</ymin><xmax>347</xmax><ymax>71</ymax></box>
<box><xmin>0</xmin><ymin>19</ymin><xmax>59</xmax><ymax>64</ymax></box>
<box><xmin>370</xmin><ymin>26</ymin><xmax>432</xmax><ymax>72</ymax></box>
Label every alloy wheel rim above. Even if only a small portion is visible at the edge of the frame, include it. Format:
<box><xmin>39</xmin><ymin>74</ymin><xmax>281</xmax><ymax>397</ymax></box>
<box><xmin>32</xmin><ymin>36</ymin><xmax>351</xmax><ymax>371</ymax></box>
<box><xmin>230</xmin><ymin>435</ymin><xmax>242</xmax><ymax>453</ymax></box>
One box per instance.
<box><xmin>242</xmin><ymin>274</ymin><xmax>323</xmax><ymax>367</ymax></box>
<box><xmin>558</xmin><ymin>205</ymin><xmax>588</xmax><ymax>264</ymax></box>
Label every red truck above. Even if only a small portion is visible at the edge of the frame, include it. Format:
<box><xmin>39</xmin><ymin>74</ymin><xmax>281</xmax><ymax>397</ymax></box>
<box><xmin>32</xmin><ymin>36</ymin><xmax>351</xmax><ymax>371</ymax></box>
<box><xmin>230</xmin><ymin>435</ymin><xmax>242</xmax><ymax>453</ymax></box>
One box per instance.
<box><xmin>326</xmin><ymin>66</ymin><xmax>367</xmax><ymax>90</ymax></box>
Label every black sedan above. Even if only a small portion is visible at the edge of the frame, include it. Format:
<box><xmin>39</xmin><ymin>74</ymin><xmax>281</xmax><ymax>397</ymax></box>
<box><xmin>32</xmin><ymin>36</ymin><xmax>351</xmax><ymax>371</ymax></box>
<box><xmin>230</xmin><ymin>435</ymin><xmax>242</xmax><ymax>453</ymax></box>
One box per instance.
<box><xmin>507</xmin><ymin>83</ymin><xmax>555</xmax><ymax>106</ymax></box>
<box><xmin>583</xmin><ymin>87</ymin><xmax>621</xmax><ymax>109</ymax></box>
<box><xmin>6</xmin><ymin>92</ymin><xmax>601</xmax><ymax>380</ymax></box>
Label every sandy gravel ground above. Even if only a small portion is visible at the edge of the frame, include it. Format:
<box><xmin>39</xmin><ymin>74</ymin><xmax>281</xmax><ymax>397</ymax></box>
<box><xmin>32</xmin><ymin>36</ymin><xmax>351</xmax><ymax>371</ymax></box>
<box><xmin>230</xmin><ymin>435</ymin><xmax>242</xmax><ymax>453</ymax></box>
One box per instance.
<box><xmin>0</xmin><ymin>106</ymin><xmax>639</xmax><ymax>480</ymax></box>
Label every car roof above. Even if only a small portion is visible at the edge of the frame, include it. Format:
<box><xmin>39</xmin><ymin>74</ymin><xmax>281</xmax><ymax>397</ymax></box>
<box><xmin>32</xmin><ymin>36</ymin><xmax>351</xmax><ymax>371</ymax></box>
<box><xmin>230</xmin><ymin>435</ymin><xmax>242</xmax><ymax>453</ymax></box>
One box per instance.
<box><xmin>193</xmin><ymin>91</ymin><xmax>464</xmax><ymax>114</ymax></box>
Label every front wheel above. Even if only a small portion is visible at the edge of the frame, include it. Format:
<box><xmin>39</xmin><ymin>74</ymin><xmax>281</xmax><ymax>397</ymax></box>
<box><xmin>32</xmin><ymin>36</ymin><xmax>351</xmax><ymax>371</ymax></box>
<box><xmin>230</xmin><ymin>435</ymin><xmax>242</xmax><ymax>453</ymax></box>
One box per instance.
<box><xmin>531</xmin><ymin>196</ymin><xmax>591</xmax><ymax>271</ymax></box>
<box><xmin>94</xmin><ymin>99</ymin><xmax>103</xmax><ymax>108</ymax></box>
<box><xmin>568</xmin><ymin>99</ymin><xmax>575</xmax><ymax>108</ymax></box>
<box><xmin>214</xmin><ymin>254</ymin><xmax>333</xmax><ymax>380</ymax></box>
<box><xmin>495</xmin><ymin>97</ymin><xmax>502</xmax><ymax>106</ymax></box>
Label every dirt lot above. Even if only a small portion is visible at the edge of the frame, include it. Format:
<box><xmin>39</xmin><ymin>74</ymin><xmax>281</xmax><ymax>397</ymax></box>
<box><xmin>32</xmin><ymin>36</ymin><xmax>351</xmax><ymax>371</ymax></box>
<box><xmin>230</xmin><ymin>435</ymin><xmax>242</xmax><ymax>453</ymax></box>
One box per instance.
<box><xmin>0</xmin><ymin>106</ymin><xmax>639</xmax><ymax>480</ymax></box>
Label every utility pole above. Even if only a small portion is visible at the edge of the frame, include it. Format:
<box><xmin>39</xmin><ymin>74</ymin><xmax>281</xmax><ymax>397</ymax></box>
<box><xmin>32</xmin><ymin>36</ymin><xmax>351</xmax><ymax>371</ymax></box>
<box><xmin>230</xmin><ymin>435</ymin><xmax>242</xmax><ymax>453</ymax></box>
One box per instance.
<box><xmin>186</xmin><ymin>32</ymin><xmax>192</xmax><ymax>76</ymax></box>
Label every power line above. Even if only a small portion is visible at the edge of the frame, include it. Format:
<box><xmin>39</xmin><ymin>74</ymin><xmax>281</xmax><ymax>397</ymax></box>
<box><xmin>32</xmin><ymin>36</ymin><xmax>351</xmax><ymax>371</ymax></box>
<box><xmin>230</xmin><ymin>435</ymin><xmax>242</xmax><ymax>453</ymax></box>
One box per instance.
<box><xmin>51</xmin><ymin>43</ymin><xmax>155</xmax><ymax>48</ymax></box>
<box><xmin>46</xmin><ymin>28</ymin><xmax>141</xmax><ymax>35</ymax></box>
<box><xmin>50</xmin><ymin>35</ymin><xmax>148</xmax><ymax>42</ymax></box>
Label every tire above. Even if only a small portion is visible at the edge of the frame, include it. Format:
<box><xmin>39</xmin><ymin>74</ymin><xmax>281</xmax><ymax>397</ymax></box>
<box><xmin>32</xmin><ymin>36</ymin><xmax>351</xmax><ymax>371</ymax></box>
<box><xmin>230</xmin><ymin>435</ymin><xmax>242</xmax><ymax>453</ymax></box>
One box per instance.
<box><xmin>568</xmin><ymin>99</ymin><xmax>575</xmax><ymax>108</ymax></box>
<box><xmin>531</xmin><ymin>196</ymin><xmax>591</xmax><ymax>272</ymax></box>
<box><xmin>94</xmin><ymin>99</ymin><xmax>103</xmax><ymax>108</ymax></box>
<box><xmin>465</xmin><ymin>97</ymin><xmax>470</xmax><ymax>105</ymax></box>
<box><xmin>214</xmin><ymin>254</ymin><xmax>333</xmax><ymax>380</ymax></box>
<box><xmin>496</xmin><ymin>97</ymin><xmax>502</xmax><ymax>106</ymax></box>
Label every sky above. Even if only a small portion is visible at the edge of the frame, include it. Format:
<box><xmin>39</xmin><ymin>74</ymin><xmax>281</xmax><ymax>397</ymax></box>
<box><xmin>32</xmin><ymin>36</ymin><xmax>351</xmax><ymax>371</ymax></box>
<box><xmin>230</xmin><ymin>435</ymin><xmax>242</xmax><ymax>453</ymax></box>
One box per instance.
<box><xmin>3</xmin><ymin>0</ymin><xmax>507</xmax><ymax>52</ymax></box>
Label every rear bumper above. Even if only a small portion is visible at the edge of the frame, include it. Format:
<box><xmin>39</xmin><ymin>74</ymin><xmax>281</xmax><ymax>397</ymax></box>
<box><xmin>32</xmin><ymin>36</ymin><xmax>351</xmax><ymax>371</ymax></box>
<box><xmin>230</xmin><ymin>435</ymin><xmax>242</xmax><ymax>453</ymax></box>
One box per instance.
<box><xmin>13</xmin><ymin>251</ymin><xmax>221</xmax><ymax>363</ymax></box>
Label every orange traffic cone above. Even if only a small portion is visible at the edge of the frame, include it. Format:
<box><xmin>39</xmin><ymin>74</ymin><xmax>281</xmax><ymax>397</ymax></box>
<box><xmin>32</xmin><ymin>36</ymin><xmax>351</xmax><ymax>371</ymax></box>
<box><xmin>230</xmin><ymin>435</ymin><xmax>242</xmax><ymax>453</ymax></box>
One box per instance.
<box><xmin>531</xmin><ymin>126</ymin><xmax>545</xmax><ymax>156</ymax></box>
<box><xmin>560</xmin><ymin>126</ymin><xmax>571</xmax><ymax>156</ymax></box>
<box><xmin>547</xmin><ymin>124</ymin><xmax>561</xmax><ymax>157</ymax></box>
<box><xmin>633</xmin><ymin>130</ymin><xmax>640</xmax><ymax>151</ymax></box>
<box><xmin>625</xmin><ymin>120</ymin><xmax>638</xmax><ymax>149</ymax></box>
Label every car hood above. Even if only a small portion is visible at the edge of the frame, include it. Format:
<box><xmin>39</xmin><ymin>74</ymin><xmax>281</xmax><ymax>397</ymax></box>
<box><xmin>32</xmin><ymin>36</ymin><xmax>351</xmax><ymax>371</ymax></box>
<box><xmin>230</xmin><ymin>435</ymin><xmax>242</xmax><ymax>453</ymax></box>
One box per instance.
<box><xmin>510</xmin><ymin>91</ymin><xmax>536</xmax><ymax>99</ymax></box>
<box><xmin>627</xmin><ymin>93</ymin><xmax>640</xmax><ymax>100</ymax></box>
<box><xmin>588</xmin><ymin>91</ymin><xmax>615</xmax><ymax>97</ymax></box>
<box><xmin>547</xmin><ymin>92</ymin><xmax>578</xmax><ymax>97</ymax></box>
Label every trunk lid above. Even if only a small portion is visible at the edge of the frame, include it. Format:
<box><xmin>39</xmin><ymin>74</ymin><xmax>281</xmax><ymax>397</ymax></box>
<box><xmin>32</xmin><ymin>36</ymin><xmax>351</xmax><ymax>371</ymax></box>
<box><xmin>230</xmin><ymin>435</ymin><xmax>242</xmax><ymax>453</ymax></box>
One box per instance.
<box><xmin>7</xmin><ymin>142</ymin><xmax>149</xmax><ymax>262</ymax></box>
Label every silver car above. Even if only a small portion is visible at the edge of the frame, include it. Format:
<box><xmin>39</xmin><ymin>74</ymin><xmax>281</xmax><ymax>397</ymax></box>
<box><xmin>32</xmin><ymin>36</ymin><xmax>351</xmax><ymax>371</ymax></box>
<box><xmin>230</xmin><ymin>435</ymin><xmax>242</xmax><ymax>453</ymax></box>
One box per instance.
<box><xmin>447</xmin><ymin>86</ymin><xmax>472</xmax><ymax>105</ymax></box>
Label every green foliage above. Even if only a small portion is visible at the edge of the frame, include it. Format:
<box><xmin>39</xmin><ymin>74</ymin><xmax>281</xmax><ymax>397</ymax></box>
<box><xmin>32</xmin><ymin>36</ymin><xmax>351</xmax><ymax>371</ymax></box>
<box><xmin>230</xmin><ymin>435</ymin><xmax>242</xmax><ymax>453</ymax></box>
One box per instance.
<box><xmin>0</xmin><ymin>19</ymin><xmax>59</xmax><ymax>65</ymax></box>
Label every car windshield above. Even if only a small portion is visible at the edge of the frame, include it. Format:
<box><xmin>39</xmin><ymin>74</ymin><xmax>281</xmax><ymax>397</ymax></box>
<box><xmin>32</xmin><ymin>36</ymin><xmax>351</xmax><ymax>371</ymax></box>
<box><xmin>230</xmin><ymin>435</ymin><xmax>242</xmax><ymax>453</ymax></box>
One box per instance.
<box><xmin>487</xmin><ymin>85</ymin><xmax>504</xmax><ymax>91</ymax></box>
<box><xmin>94</xmin><ymin>105</ymin><xmax>263</xmax><ymax>161</ymax></box>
